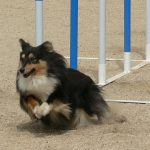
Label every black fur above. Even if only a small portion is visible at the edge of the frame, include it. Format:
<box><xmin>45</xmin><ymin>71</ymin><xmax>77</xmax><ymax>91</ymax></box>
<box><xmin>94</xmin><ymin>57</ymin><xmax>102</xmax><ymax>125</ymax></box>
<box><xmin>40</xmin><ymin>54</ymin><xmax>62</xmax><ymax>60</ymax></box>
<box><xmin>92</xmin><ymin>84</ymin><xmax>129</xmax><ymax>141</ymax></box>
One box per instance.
<box><xmin>16</xmin><ymin>39</ymin><xmax>109</xmax><ymax>128</ymax></box>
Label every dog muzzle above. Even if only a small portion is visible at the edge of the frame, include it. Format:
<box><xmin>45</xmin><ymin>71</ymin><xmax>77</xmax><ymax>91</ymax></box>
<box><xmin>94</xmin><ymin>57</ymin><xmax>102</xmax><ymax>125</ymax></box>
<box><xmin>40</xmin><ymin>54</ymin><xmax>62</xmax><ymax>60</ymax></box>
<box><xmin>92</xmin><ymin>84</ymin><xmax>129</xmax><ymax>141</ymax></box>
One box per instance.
<box><xmin>19</xmin><ymin>68</ymin><xmax>35</xmax><ymax>78</ymax></box>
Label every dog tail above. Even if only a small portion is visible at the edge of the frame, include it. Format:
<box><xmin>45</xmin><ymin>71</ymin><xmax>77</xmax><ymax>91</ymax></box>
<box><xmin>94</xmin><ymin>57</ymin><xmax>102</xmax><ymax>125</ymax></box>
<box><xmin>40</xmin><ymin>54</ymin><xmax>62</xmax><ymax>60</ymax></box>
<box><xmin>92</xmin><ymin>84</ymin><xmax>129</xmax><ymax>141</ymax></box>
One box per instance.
<box><xmin>84</xmin><ymin>82</ymin><xmax>109</xmax><ymax>120</ymax></box>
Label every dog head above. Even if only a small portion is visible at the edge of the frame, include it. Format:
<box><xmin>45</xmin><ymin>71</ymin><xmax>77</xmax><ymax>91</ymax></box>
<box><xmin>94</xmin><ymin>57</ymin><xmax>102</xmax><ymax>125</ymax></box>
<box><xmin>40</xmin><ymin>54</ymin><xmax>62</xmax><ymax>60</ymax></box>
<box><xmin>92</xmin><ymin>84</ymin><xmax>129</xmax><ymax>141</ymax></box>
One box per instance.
<box><xmin>18</xmin><ymin>39</ymin><xmax>62</xmax><ymax>78</ymax></box>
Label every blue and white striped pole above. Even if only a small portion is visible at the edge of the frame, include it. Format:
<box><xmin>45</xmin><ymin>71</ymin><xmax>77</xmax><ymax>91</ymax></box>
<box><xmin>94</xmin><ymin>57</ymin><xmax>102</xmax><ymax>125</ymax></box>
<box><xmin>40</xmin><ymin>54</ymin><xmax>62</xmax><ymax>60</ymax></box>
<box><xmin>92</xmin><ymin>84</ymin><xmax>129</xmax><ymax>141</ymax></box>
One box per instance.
<box><xmin>146</xmin><ymin>0</ymin><xmax>150</xmax><ymax>61</ymax></box>
<box><xmin>35</xmin><ymin>0</ymin><xmax>43</xmax><ymax>46</ymax></box>
<box><xmin>124</xmin><ymin>0</ymin><xmax>131</xmax><ymax>73</ymax></box>
<box><xmin>99</xmin><ymin>0</ymin><xmax>106</xmax><ymax>85</ymax></box>
<box><xmin>70</xmin><ymin>0</ymin><xmax>78</xmax><ymax>69</ymax></box>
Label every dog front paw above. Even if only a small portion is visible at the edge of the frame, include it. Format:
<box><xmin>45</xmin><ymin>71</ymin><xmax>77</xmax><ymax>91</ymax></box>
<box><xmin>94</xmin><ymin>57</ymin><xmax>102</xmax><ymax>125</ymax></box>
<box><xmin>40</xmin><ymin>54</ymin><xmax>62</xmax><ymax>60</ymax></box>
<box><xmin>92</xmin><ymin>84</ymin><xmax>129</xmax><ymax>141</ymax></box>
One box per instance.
<box><xmin>39</xmin><ymin>102</ymin><xmax>52</xmax><ymax>117</ymax></box>
<box><xmin>33</xmin><ymin>103</ymin><xmax>52</xmax><ymax>119</ymax></box>
<box><xmin>33</xmin><ymin>105</ymin><xmax>42</xmax><ymax>119</ymax></box>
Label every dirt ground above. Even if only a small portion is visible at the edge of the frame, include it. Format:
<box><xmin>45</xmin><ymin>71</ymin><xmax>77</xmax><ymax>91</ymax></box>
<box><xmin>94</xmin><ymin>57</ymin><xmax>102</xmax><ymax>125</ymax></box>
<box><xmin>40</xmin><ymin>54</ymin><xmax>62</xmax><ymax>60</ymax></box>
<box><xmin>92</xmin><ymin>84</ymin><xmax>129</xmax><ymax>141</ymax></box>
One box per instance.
<box><xmin>0</xmin><ymin>0</ymin><xmax>150</xmax><ymax>150</ymax></box>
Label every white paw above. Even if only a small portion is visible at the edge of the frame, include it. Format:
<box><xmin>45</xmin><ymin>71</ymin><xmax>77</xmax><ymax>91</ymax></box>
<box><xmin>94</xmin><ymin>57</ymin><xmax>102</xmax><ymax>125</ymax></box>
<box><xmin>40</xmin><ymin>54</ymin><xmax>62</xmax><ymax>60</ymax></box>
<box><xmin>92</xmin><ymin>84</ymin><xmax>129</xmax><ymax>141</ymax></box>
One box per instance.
<box><xmin>39</xmin><ymin>102</ymin><xmax>52</xmax><ymax>117</ymax></box>
<box><xmin>33</xmin><ymin>105</ymin><xmax>42</xmax><ymax>119</ymax></box>
<box><xmin>33</xmin><ymin>103</ymin><xmax>52</xmax><ymax>119</ymax></box>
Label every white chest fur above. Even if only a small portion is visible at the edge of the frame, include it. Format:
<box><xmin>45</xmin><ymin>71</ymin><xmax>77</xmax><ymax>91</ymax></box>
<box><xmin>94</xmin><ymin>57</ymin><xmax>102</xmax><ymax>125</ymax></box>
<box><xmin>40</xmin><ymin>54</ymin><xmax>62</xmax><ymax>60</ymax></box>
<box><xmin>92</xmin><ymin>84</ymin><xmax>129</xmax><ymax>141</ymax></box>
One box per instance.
<box><xmin>17</xmin><ymin>74</ymin><xmax>59</xmax><ymax>101</ymax></box>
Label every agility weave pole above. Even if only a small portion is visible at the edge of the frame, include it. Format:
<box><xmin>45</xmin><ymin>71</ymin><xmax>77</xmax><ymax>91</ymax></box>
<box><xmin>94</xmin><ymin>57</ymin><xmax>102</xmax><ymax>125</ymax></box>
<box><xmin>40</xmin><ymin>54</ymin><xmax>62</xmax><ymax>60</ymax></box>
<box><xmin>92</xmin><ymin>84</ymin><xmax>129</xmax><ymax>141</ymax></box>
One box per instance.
<box><xmin>35</xmin><ymin>0</ymin><xmax>150</xmax><ymax>104</ymax></box>
<box><xmin>35</xmin><ymin>0</ymin><xmax>43</xmax><ymax>46</ymax></box>
<box><xmin>68</xmin><ymin>0</ymin><xmax>149</xmax><ymax>86</ymax></box>
<box><xmin>103</xmin><ymin>0</ymin><xmax>150</xmax><ymax>104</ymax></box>
<box><xmin>68</xmin><ymin>0</ymin><xmax>150</xmax><ymax>87</ymax></box>
<box><xmin>99</xmin><ymin>0</ymin><xmax>106</xmax><ymax>85</ymax></box>
<box><xmin>70</xmin><ymin>0</ymin><xmax>78</xmax><ymax>69</ymax></box>
<box><xmin>99</xmin><ymin>0</ymin><xmax>132</xmax><ymax>85</ymax></box>
<box><xmin>100</xmin><ymin>0</ymin><xmax>150</xmax><ymax>94</ymax></box>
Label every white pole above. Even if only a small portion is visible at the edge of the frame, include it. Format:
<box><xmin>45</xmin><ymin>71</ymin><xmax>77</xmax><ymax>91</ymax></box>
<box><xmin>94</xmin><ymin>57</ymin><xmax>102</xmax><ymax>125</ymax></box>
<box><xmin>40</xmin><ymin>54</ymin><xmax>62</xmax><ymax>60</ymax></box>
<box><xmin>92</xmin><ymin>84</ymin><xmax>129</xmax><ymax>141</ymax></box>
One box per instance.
<box><xmin>124</xmin><ymin>52</ymin><xmax>131</xmax><ymax>73</ymax></box>
<box><xmin>106</xmin><ymin>99</ymin><xmax>150</xmax><ymax>104</ymax></box>
<box><xmin>146</xmin><ymin>0</ymin><xmax>150</xmax><ymax>61</ymax></box>
<box><xmin>35</xmin><ymin>0</ymin><xmax>43</xmax><ymax>46</ymax></box>
<box><xmin>124</xmin><ymin>0</ymin><xmax>131</xmax><ymax>73</ymax></box>
<box><xmin>99</xmin><ymin>0</ymin><xmax>106</xmax><ymax>85</ymax></box>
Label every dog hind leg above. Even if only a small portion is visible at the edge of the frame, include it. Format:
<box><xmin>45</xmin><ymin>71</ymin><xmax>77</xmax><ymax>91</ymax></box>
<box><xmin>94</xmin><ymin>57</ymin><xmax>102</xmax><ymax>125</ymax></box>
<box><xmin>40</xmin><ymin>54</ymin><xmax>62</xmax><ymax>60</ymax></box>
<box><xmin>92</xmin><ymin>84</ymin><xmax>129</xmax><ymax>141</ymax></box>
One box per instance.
<box><xmin>83</xmin><ymin>84</ymin><xmax>109</xmax><ymax>121</ymax></box>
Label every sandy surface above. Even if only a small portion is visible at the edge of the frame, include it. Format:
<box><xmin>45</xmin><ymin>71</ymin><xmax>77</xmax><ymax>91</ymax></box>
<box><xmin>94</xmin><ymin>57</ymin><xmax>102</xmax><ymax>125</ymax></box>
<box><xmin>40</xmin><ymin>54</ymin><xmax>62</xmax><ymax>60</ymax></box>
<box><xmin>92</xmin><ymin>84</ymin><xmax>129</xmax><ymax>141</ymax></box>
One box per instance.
<box><xmin>0</xmin><ymin>0</ymin><xmax>150</xmax><ymax>150</ymax></box>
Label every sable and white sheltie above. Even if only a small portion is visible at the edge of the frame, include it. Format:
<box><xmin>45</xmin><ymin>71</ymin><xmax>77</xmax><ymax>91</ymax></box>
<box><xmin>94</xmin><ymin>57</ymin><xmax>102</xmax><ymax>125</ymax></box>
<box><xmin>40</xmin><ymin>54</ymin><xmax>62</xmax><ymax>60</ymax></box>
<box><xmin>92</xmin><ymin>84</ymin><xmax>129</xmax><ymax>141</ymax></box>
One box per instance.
<box><xmin>16</xmin><ymin>39</ymin><xmax>109</xmax><ymax>129</ymax></box>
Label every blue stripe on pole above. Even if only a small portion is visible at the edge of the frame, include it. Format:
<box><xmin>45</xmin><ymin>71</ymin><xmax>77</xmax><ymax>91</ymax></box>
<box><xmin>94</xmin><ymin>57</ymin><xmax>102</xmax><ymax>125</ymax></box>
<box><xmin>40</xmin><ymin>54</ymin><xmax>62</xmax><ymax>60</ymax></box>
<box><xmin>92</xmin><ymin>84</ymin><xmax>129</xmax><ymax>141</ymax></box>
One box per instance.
<box><xmin>70</xmin><ymin>0</ymin><xmax>78</xmax><ymax>69</ymax></box>
<box><xmin>124</xmin><ymin>0</ymin><xmax>131</xmax><ymax>52</ymax></box>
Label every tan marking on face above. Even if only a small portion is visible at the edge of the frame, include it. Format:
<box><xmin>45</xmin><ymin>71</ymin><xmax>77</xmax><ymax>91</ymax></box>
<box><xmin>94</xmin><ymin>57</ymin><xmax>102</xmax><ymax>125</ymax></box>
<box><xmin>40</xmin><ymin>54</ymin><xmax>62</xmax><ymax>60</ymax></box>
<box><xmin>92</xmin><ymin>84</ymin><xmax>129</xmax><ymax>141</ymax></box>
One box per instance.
<box><xmin>25</xmin><ymin>60</ymin><xmax>48</xmax><ymax>76</ymax></box>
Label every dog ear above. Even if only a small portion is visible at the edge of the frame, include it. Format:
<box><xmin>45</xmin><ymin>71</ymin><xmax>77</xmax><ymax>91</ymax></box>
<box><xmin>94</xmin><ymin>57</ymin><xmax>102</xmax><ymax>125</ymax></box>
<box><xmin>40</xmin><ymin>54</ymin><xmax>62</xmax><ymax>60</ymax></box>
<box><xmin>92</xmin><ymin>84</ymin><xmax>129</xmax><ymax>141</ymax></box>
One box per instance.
<box><xmin>19</xmin><ymin>39</ymin><xmax>32</xmax><ymax>52</ymax></box>
<box><xmin>41</xmin><ymin>41</ymin><xmax>54</xmax><ymax>51</ymax></box>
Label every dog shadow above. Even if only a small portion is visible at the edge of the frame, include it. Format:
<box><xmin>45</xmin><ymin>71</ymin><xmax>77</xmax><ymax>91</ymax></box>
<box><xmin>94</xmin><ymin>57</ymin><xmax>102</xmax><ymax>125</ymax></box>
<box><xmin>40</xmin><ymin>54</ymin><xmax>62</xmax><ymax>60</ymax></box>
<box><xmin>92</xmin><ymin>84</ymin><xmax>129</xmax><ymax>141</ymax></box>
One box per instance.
<box><xmin>17</xmin><ymin>120</ymin><xmax>70</xmax><ymax>137</ymax></box>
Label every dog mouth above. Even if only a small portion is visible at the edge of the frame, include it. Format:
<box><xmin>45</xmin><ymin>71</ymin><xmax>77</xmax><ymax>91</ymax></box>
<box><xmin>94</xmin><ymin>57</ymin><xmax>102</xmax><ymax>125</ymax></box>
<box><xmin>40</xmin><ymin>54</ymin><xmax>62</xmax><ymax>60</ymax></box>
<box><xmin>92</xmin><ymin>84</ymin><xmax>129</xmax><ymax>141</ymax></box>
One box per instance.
<box><xmin>23</xmin><ymin>68</ymin><xmax>35</xmax><ymax>78</ymax></box>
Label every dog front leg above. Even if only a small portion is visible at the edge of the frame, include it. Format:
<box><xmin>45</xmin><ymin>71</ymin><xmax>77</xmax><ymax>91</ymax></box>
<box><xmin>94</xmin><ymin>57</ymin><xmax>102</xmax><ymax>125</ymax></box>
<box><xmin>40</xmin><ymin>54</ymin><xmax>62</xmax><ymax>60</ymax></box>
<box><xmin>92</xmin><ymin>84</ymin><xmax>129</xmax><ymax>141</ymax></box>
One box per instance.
<box><xmin>26</xmin><ymin>96</ymin><xmax>40</xmax><ymax>119</ymax></box>
<box><xmin>34</xmin><ymin>102</ymin><xmax>53</xmax><ymax>119</ymax></box>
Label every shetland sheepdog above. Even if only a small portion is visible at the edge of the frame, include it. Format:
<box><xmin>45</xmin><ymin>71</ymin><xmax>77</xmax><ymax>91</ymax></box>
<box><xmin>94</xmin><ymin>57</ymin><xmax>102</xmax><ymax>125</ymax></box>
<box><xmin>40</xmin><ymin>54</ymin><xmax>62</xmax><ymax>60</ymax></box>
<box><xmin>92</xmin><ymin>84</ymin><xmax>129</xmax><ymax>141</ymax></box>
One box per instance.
<box><xmin>16</xmin><ymin>39</ymin><xmax>109</xmax><ymax>129</ymax></box>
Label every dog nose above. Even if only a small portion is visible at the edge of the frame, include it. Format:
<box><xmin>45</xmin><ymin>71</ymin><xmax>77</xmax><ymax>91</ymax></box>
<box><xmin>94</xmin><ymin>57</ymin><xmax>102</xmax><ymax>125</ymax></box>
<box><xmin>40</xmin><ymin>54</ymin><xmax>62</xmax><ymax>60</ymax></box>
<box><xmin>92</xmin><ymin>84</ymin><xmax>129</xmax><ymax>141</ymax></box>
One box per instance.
<box><xmin>19</xmin><ymin>68</ymin><xmax>25</xmax><ymax>73</ymax></box>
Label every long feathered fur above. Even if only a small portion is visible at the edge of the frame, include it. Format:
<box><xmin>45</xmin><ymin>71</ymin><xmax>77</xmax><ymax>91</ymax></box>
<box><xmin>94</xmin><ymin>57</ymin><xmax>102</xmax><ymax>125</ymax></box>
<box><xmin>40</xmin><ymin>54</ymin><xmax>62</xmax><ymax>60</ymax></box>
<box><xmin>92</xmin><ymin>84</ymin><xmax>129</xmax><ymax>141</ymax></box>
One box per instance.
<box><xmin>16</xmin><ymin>39</ymin><xmax>109</xmax><ymax>129</ymax></box>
